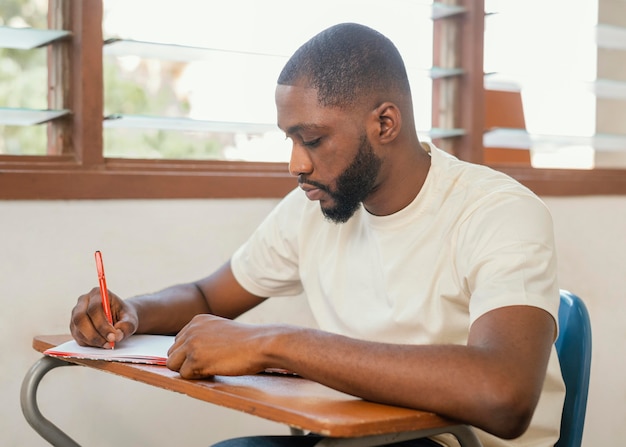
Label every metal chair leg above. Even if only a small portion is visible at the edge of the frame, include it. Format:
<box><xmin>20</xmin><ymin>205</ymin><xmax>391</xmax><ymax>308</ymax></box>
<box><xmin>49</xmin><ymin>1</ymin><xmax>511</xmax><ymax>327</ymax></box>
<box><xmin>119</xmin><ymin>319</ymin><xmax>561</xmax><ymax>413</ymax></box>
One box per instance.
<box><xmin>20</xmin><ymin>356</ymin><xmax>82</xmax><ymax>447</ymax></box>
<box><xmin>290</xmin><ymin>427</ymin><xmax>306</xmax><ymax>435</ymax></box>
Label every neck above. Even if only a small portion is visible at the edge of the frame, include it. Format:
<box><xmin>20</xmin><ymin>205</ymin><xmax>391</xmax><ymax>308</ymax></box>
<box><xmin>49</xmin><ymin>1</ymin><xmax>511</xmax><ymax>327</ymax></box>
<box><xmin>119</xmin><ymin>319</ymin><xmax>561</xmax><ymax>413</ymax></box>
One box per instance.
<box><xmin>363</xmin><ymin>140</ymin><xmax>431</xmax><ymax>217</ymax></box>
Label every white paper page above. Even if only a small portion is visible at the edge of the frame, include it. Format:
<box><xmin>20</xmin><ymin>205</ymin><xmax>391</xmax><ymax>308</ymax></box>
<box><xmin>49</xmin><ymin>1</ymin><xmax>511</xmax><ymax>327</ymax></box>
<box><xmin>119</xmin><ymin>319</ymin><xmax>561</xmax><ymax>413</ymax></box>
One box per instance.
<box><xmin>44</xmin><ymin>334</ymin><xmax>175</xmax><ymax>364</ymax></box>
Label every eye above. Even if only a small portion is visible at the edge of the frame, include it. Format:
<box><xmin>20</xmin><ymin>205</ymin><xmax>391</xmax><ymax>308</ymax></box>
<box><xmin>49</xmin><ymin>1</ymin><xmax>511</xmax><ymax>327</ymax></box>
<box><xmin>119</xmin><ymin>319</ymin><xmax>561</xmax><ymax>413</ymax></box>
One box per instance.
<box><xmin>302</xmin><ymin>137</ymin><xmax>321</xmax><ymax>148</ymax></box>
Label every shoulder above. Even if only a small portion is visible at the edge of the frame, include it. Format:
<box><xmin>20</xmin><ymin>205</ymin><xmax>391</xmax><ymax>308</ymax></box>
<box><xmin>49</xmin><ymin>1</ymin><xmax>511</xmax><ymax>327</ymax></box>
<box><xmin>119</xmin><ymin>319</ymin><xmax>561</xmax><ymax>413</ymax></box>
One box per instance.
<box><xmin>423</xmin><ymin>144</ymin><xmax>555</xmax><ymax>260</ymax></box>
<box><xmin>428</xmin><ymin>143</ymin><xmax>533</xmax><ymax>196</ymax></box>
<box><xmin>426</xmin><ymin>143</ymin><xmax>550</xmax><ymax>222</ymax></box>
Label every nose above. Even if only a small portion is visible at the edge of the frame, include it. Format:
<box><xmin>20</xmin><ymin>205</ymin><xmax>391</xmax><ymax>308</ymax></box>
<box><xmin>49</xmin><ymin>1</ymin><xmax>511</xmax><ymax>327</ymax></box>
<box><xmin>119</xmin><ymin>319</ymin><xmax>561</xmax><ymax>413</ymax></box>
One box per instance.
<box><xmin>288</xmin><ymin>143</ymin><xmax>313</xmax><ymax>177</ymax></box>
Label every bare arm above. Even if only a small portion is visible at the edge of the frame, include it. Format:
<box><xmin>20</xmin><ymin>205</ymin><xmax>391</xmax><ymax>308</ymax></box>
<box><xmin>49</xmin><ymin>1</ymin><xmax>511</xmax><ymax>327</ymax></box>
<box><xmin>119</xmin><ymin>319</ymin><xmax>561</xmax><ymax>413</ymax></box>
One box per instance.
<box><xmin>166</xmin><ymin>305</ymin><xmax>555</xmax><ymax>440</ymax></box>
<box><xmin>130</xmin><ymin>261</ymin><xmax>266</xmax><ymax>333</ymax></box>
<box><xmin>70</xmin><ymin>260</ymin><xmax>265</xmax><ymax>347</ymax></box>
<box><xmin>273</xmin><ymin>305</ymin><xmax>554</xmax><ymax>438</ymax></box>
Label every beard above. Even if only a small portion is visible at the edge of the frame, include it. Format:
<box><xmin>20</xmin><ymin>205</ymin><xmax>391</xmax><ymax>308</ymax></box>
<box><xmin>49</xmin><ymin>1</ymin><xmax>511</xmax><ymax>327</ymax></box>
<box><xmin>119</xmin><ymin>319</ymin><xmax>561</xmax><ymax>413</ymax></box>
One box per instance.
<box><xmin>302</xmin><ymin>134</ymin><xmax>382</xmax><ymax>224</ymax></box>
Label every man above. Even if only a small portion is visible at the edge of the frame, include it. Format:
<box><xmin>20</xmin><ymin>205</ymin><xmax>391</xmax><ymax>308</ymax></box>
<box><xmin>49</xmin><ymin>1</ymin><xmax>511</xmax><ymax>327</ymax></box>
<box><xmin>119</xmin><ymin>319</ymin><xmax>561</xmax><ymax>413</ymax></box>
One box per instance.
<box><xmin>71</xmin><ymin>23</ymin><xmax>565</xmax><ymax>447</ymax></box>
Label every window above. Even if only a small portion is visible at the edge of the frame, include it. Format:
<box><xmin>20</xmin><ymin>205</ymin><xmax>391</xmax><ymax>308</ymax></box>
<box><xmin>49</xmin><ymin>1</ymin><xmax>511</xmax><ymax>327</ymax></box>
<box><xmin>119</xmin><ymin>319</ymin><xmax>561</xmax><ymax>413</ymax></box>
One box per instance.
<box><xmin>0</xmin><ymin>0</ymin><xmax>57</xmax><ymax>156</ymax></box>
<box><xmin>99</xmin><ymin>0</ymin><xmax>435</xmax><ymax>162</ymax></box>
<box><xmin>483</xmin><ymin>0</ymin><xmax>626</xmax><ymax>171</ymax></box>
<box><xmin>0</xmin><ymin>0</ymin><xmax>439</xmax><ymax>199</ymax></box>
<box><xmin>1</xmin><ymin>0</ymin><xmax>625</xmax><ymax>199</ymax></box>
<box><xmin>432</xmin><ymin>0</ymin><xmax>626</xmax><ymax>195</ymax></box>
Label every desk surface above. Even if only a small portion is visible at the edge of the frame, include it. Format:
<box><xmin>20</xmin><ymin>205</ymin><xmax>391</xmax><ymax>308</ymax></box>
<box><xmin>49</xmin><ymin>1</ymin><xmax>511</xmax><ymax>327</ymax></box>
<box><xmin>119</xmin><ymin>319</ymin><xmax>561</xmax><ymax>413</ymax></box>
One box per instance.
<box><xmin>34</xmin><ymin>335</ymin><xmax>456</xmax><ymax>438</ymax></box>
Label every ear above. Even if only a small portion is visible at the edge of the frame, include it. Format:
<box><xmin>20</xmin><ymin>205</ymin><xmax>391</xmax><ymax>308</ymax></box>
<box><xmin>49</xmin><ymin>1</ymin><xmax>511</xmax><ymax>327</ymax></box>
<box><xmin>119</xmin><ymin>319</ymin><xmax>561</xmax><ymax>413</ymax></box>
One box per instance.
<box><xmin>371</xmin><ymin>102</ymin><xmax>402</xmax><ymax>144</ymax></box>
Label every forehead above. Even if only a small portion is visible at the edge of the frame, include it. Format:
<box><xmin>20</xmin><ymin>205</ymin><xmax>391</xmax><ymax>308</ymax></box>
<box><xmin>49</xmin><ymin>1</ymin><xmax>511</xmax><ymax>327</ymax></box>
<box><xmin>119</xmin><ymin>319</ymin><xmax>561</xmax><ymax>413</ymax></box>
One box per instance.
<box><xmin>275</xmin><ymin>84</ymin><xmax>318</xmax><ymax>111</ymax></box>
<box><xmin>275</xmin><ymin>84</ymin><xmax>344</xmax><ymax>133</ymax></box>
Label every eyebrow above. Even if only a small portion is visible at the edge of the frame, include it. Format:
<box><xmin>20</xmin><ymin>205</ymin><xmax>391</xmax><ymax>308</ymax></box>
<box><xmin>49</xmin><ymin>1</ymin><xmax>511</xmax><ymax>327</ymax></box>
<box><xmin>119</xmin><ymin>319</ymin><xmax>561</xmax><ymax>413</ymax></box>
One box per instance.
<box><xmin>280</xmin><ymin>123</ymin><xmax>327</xmax><ymax>136</ymax></box>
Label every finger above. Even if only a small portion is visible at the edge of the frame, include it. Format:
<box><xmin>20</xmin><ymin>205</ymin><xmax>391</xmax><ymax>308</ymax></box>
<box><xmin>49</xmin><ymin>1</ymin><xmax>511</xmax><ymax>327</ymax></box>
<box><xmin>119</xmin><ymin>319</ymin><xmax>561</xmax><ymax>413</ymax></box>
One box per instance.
<box><xmin>178</xmin><ymin>359</ymin><xmax>211</xmax><ymax>379</ymax></box>
<box><xmin>167</xmin><ymin>330</ymin><xmax>187</xmax><ymax>356</ymax></box>
<box><xmin>86</xmin><ymin>291</ymin><xmax>116</xmax><ymax>336</ymax></box>
<box><xmin>167</xmin><ymin>318</ymin><xmax>194</xmax><ymax>355</ymax></box>
<box><xmin>71</xmin><ymin>313</ymin><xmax>109</xmax><ymax>347</ymax></box>
<box><xmin>111</xmin><ymin>320</ymin><xmax>133</xmax><ymax>342</ymax></box>
<box><xmin>171</xmin><ymin>353</ymin><xmax>214</xmax><ymax>380</ymax></box>
<box><xmin>70</xmin><ymin>293</ymin><xmax>109</xmax><ymax>347</ymax></box>
<box><xmin>166</xmin><ymin>344</ymin><xmax>185</xmax><ymax>372</ymax></box>
<box><xmin>73</xmin><ymin>288</ymin><xmax>116</xmax><ymax>348</ymax></box>
<box><xmin>70</xmin><ymin>295</ymin><xmax>91</xmax><ymax>344</ymax></box>
<box><xmin>166</xmin><ymin>337</ymin><xmax>211</xmax><ymax>379</ymax></box>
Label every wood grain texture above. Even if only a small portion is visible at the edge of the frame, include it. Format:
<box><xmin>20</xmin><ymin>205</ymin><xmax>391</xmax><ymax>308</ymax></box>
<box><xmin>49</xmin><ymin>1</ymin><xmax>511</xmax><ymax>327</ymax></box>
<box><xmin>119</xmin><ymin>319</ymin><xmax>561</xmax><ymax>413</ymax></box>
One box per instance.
<box><xmin>32</xmin><ymin>335</ymin><xmax>456</xmax><ymax>437</ymax></box>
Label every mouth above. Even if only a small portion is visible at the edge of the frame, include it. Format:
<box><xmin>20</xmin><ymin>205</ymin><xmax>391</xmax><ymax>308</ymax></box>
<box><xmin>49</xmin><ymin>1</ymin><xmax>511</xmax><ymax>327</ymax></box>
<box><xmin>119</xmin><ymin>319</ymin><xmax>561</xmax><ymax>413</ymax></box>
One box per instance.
<box><xmin>299</xmin><ymin>183</ymin><xmax>326</xmax><ymax>201</ymax></box>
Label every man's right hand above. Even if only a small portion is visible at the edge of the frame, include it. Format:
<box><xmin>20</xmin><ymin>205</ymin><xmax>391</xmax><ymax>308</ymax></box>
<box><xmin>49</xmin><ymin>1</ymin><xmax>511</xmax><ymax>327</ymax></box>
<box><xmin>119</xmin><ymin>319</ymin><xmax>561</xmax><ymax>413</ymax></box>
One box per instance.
<box><xmin>70</xmin><ymin>287</ymin><xmax>138</xmax><ymax>348</ymax></box>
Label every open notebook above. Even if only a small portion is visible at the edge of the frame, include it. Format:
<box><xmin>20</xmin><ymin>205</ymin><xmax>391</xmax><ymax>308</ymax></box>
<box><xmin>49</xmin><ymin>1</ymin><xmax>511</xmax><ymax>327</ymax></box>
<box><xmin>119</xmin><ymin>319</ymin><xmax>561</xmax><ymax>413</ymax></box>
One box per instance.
<box><xmin>44</xmin><ymin>335</ymin><xmax>297</xmax><ymax>375</ymax></box>
<box><xmin>44</xmin><ymin>335</ymin><xmax>174</xmax><ymax>365</ymax></box>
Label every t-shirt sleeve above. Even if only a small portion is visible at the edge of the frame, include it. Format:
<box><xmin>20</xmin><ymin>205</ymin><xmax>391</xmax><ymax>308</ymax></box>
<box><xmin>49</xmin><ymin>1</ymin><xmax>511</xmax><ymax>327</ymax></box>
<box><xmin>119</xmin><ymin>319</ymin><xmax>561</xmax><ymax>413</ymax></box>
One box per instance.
<box><xmin>231</xmin><ymin>189</ymin><xmax>305</xmax><ymax>298</ymax></box>
<box><xmin>456</xmin><ymin>191</ymin><xmax>560</xmax><ymax>329</ymax></box>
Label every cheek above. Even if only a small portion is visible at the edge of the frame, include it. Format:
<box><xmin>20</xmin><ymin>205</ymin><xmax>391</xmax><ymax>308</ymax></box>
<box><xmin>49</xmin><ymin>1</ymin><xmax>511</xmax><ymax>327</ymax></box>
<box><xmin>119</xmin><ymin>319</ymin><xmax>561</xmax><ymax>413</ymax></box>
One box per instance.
<box><xmin>314</xmin><ymin>140</ymin><xmax>357</xmax><ymax>177</ymax></box>
<box><xmin>312</xmin><ymin>158</ymin><xmax>342</xmax><ymax>189</ymax></box>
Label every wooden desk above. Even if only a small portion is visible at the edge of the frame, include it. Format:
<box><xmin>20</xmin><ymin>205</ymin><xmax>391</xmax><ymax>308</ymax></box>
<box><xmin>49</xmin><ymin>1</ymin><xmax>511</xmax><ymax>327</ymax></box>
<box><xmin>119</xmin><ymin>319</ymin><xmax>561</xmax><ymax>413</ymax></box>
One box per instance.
<box><xmin>21</xmin><ymin>335</ymin><xmax>482</xmax><ymax>447</ymax></box>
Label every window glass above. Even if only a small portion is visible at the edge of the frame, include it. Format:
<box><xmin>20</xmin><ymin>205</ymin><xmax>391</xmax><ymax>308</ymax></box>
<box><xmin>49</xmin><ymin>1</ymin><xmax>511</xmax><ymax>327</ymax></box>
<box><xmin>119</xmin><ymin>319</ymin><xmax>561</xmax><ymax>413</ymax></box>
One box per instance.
<box><xmin>102</xmin><ymin>0</ymin><xmax>434</xmax><ymax>161</ymax></box>
<box><xmin>483</xmin><ymin>0</ymin><xmax>626</xmax><ymax>169</ymax></box>
<box><xmin>0</xmin><ymin>0</ymin><xmax>48</xmax><ymax>155</ymax></box>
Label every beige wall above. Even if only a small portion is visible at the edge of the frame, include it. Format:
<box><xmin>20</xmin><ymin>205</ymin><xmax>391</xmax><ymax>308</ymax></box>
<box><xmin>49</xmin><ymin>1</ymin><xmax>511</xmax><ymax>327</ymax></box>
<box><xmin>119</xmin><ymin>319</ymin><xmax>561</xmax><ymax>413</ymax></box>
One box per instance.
<box><xmin>1</xmin><ymin>196</ymin><xmax>624</xmax><ymax>446</ymax></box>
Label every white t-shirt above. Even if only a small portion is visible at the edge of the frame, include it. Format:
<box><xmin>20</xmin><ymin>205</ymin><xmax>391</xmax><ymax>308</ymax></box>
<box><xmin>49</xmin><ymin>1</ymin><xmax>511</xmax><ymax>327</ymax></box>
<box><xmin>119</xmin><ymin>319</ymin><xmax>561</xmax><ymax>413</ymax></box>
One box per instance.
<box><xmin>231</xmin><ymin>144</ymin><xmax>565</xmax><ymax>447</ymax></box>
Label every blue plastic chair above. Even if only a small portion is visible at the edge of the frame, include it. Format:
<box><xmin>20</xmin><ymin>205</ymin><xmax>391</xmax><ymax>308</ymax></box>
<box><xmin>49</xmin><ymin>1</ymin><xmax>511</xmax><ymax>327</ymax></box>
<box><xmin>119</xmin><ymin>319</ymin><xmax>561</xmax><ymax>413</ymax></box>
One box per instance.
<box><xmin>290</xmin><ymin>290</ymin><xmax>591</xmax><ymax>447</ymax></box>
<box><xmin>554</xmin><ymin>290</ymin><xmax>592</xmax><ymax>447</ymax></box>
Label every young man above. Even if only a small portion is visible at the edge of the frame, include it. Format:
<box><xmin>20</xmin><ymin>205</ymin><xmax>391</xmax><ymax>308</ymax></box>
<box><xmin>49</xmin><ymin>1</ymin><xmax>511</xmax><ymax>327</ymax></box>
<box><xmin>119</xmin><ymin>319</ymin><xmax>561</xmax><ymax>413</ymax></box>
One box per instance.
<box><xmin>71</xmin><ymin>23</ymin><xmax>565</xmax><ymax>447</ymax></box>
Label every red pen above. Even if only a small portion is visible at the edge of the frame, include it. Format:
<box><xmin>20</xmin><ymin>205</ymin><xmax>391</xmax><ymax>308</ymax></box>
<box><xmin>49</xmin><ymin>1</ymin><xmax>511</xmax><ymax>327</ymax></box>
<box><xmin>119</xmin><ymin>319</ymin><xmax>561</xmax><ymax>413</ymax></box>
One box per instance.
<box><xmin>95</xmin><ymin>250</ymin><xmax>115</xmax><ymax>349</ymax></box>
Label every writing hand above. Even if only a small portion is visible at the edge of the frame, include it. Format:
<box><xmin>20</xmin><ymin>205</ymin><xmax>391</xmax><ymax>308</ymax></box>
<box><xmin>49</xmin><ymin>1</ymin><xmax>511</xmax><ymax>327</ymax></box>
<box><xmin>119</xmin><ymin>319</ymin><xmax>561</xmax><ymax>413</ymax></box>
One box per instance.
<box><xmin>70</xmin><ymin>287</ymin><xmax>138</xmax><ymax>348</ymax></box>
<box><xmin>166</xmin><ymin>314</ymin><xmax>277</xmax><ymax>379</ymax></box>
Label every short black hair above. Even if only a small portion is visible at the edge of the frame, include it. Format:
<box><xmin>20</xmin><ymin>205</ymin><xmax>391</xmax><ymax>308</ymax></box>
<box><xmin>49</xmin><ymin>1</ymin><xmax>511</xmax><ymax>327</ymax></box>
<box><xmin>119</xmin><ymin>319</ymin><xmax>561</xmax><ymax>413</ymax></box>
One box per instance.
<box><xmin>277</xmin><ymin>23</ymin><xmax>412</xmax><ymax>109</ymax></box>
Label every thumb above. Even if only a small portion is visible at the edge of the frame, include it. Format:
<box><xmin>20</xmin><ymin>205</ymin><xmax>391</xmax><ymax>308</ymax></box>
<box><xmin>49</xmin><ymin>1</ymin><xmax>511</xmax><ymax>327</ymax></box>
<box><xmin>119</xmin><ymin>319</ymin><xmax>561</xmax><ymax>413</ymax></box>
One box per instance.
<box><xmin>112</xmin><ymin>317</ymin><xmax>137</xmax><ymax>342</ymax></box>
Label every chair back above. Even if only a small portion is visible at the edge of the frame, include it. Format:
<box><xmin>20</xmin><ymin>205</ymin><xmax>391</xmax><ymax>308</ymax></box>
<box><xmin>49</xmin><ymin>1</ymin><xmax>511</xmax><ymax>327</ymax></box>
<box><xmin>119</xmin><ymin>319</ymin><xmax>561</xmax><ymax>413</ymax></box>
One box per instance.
<box><xmin>554</xmin><ymin>290</ymin><xmax>592</xmax><ymax>447</ymax></box>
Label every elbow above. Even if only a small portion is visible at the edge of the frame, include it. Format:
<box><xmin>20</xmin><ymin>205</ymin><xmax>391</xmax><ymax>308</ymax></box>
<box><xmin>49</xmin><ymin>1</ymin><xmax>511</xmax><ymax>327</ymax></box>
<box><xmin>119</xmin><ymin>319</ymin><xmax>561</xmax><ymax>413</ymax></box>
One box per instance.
<box><xmin>476</xmin><ymin>387</ymin><xmax>540</xmax><ymax>439</ymax></box>
<box><xmin>487</xmin><ymin>409</ymin><xmax>534</xmax><ymax>440</ymax></box>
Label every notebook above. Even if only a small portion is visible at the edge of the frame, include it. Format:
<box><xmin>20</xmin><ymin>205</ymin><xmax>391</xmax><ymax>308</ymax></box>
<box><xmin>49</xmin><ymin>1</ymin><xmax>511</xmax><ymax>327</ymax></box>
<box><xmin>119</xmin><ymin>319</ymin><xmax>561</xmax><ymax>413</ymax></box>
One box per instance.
<box><xmin>43</xmin><ymin>334</ymin><xmax>297</xmax><ymax>375</ymax></box>
<box><xmin>44</xmin><ymin>334</ymin><xmax>174</xmax><ymax>365</ymax></box>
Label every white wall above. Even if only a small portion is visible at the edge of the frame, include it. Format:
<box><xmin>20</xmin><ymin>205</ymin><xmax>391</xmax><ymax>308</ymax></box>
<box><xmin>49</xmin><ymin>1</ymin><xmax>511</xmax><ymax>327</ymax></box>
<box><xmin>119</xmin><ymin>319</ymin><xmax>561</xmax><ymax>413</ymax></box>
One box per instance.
<box><xmin>1</xmin><ymin>196</ymin><xmax>624</xmax><ymax>446</ymax></box>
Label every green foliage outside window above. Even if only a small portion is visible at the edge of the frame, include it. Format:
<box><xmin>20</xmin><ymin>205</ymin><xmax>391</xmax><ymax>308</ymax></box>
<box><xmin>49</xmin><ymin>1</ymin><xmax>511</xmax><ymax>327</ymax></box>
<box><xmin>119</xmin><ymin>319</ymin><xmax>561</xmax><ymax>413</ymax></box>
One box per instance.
<box><xmin>0</xmin><ymin>0</ymin><xmax>47</xmax><ymax>155</ymax></box>
<box><xmin>1</xmin><ymin>0</ymin><xmax>227</xmax><ymax>159</ymax></box>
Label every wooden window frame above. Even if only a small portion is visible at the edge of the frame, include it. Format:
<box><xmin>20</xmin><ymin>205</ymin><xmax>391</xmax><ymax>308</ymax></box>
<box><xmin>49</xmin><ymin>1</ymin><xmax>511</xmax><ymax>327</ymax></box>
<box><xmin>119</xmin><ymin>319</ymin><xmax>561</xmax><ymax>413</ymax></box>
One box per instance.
<box><xmin>1</xmin><ymin>0</ymin><xmax>625</xmax><ymax>200</ymax></box>
<box><xmin>0</xmin><ymin>0</ymin><xmax>295</xmax><ymax>200</ymax></box>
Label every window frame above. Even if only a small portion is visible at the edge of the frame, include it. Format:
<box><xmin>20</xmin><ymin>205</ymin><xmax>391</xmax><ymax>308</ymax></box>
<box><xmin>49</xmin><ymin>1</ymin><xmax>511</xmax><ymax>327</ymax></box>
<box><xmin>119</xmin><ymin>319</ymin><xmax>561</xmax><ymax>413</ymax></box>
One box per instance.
<box><xmin>1</xmin><ymin>0</ymin><xmax>625</xmax><ymax>200</ymax></box>
<box><xmin>0</xmin><ymin>0</ymin><xmax>296</xmax><ymax>199</ymax></box>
